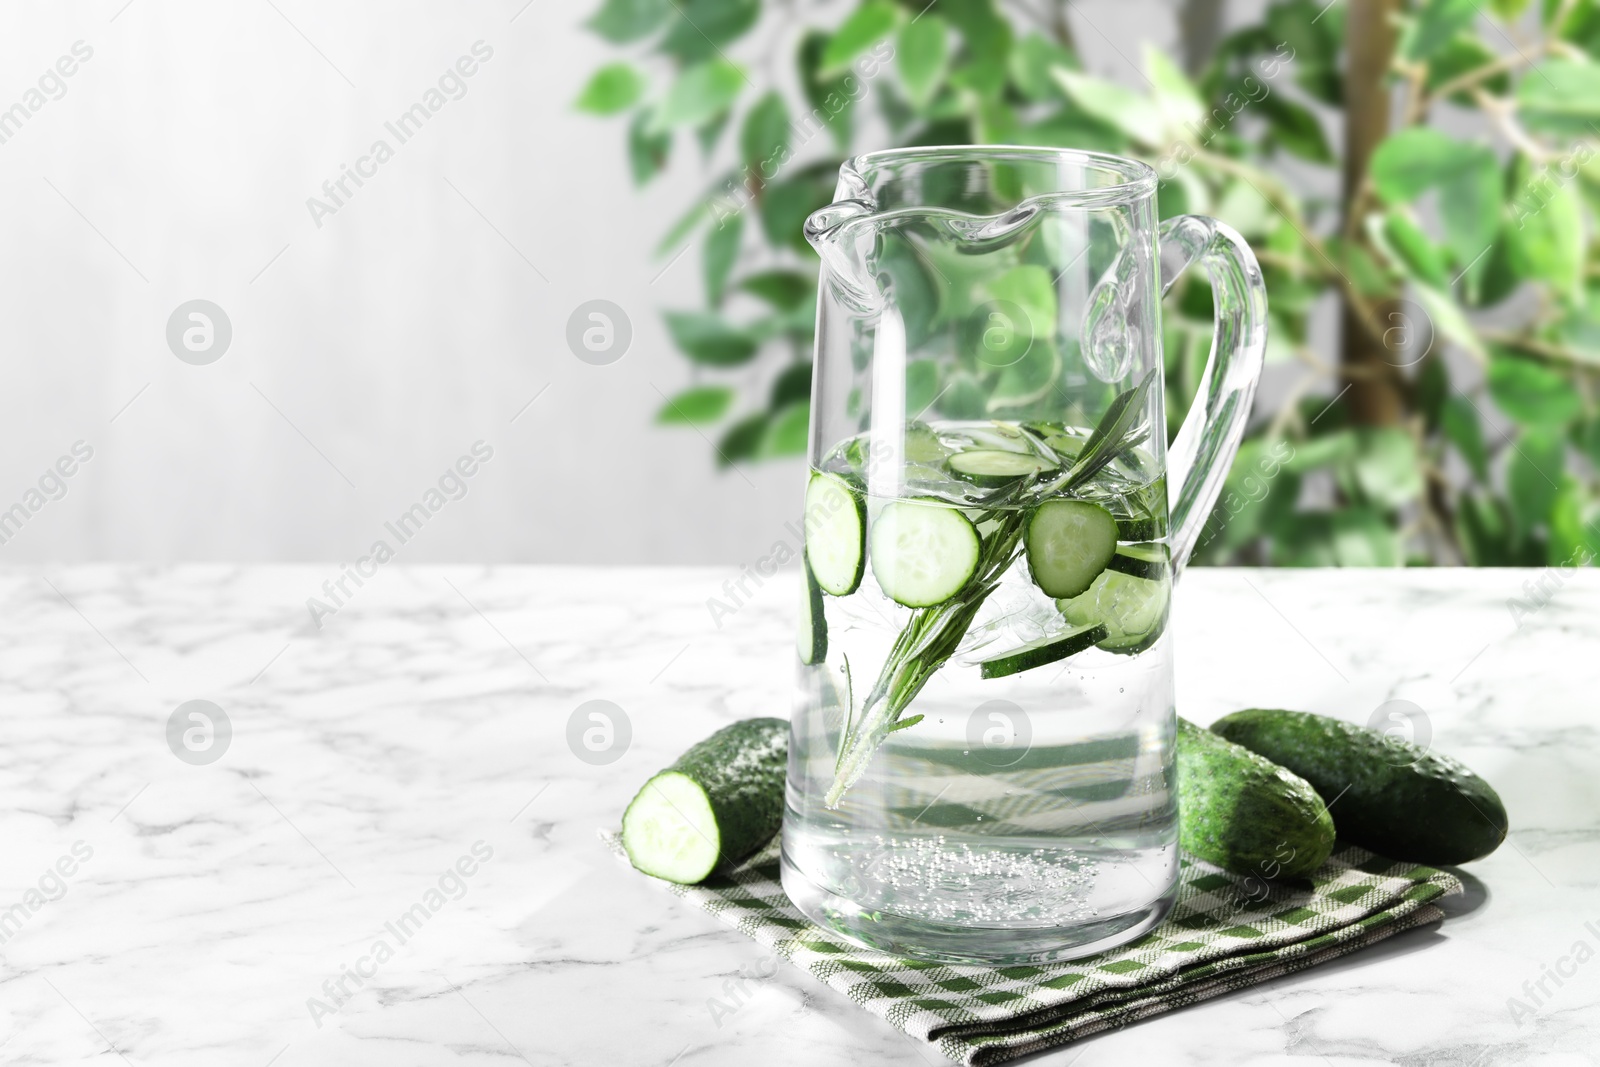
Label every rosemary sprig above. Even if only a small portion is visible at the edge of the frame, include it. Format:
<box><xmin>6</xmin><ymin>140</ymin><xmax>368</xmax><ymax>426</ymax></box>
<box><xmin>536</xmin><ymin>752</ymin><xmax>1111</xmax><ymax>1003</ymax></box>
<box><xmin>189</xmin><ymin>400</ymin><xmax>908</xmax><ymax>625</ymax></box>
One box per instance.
<box><xmin>823</xmin><ymin>372</ymin><xmax>1158</xmax><ymax>809</ymax></box>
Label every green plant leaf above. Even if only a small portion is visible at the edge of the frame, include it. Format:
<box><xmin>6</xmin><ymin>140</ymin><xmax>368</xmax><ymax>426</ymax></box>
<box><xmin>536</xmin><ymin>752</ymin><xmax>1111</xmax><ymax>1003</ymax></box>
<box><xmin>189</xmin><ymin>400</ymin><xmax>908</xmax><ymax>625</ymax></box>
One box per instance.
<box><xmin>740</xmin><ymin>270</ymin><xmax>815</xmax><ymax>309</ymax></box>
<box><xmin>982</xmin><ymin>264</ymin><xmax>1058</xmax><ymax>340</ymax></box>
<box><xmin>587</xmin><ymin>0</ymin><xmax>669</xmax><ymax>43</ymax></box>
<box><xmin>696</xmin><ymin>110</ymin><xmax>731</xmax><ymax>158</ymax></box>
<box><xmin>1456</xmin><ymin>490</ymin><xmax>1512</xmax><ymax>563</ymax></box>
<box><xmin>1435</xmin><ymin>150</ymin><xmax>1501</xmax><ymax>300</ymax></box>
<box><xmin>821</xmin><ymin>0</ymin><xmax>899</xmax><ymax>75</ymax></box>
<box><xmin>1380</xmin><ymin>209</ymin><xmax>1449</xmax><ymax>287</ymax></box>
<box><xmin>664</xmin><ymin>310</ymin><xmax>759</xmax><ymax>366</ymax></box>
<box><xmin>904</xmin><ymin>359</ymin><xmax>941</xmax><ymax>414</ymax></box>
<box><xmin>1506</xmin><ymin>429</ymin><xmax>1565</xmax><ymax>535</ymax></box>
<box><xmin>770</xmin><ymin>362</ymin><xmax>813</xmax><ymax>408</ymax></box>
<box><xmin>1506</xmin><ymin>157</ymin><xmax>1585</xmax><ymax>303</ymax></box>
<box><xmin>575</xmin><ymin>63</ymin><xmax>645</xmax><ymax>114</ymax></box>
<box><xmin>1009</xmin><ymin>31</ymin><xmax>1075</xmax><ymax>102</ymax></box>
<box><xmin>704</xmin><ymin>211</ymin><xmax>742</xmax><ymax>305</ymax></box>
<box><xmin>760</xmin><ymin>169</ymin><xmax>834</xmax><ymax>253</ymax></box>
<box><xmin>1441</xmin><ymin>394</ymin><xmax>1489</xmax><ymax>481</ymax></box>
<box><xmin>1517</xmin><ymin>59</ymin><xmax>1600</xmax><ymax>136</ymax></box>
<box><xmin>1274</xmin><ymin>509</ymin><xmax>1402</xmax><ymax>566</ymax></box>
<box><xmin>1053</xmin><ymin>70</ymin><xmax>1166</xmax><ymax>145</ymax></box>
<box><xmin>627</xmin><ymin>111</ymin><xmax>671</xmax><ymax>185</ymax></box>
<box><xmin>1403</xmin><ymin>0</ymin><xmax>1479</xmax><ymax>60</ymax></box>
<box><xmin>1264</xmin><ymin>0</ymin><xmax>1343</xmax><ymax>105</ymax></box>
<box><xmin>1413</xmin><ymin>283</ymin><xmax>1486</xmax><ymax>359</ymax></box>
<box><xmin>799</xmin><ymin>30</ymin><xmax>856</xmax><ymax>151</ymax></box>
<box><xmin>1547</xmin><ymin>480</ymin><xmax>1600</xmax><ymax>563</ymax></box>
<box><xmin>1257</xmin><ymin>93</ymin><xmax>1333</xmax><ymax>163</ymax></box>
<box><xmin>657</xmin><ymin>384</ymin><xmax>735</xmax><ymax>425</ymax></box>
<box><xmin>1490</xmin><ymin>0</ymin><xmax>1533</xmax><ymax>18</ymax></box>
<box><xmin>760</xmin><ymin>401</ymin><xmax>811</xmax><ymax>456</ymax></box>
<box><xmin>897</xmin><ymin>15</ymin><xmax>949</xmax><ymax>106</ymax></box>
<box><xmin>1143</xmin><ymin>45</ymin><xmax>1205</xmax><ymax>129</ymax></box>
<box><xmin>939</xmin><ymin>0</ymin><xmax>1013</xmax><ymax>95</ymax></box>
<box><xmin>1346</xmin><ymin>428</ymin><xmax>1424</xmax><ymax>508</ymax></box>
<box><xmin>740</xmin><ymin>91</ymin><xmax>790</xmax><ymax>173</ymax></box>
<box><xmin>717</xmin><ymin>412</ymin><xmax>767</xmax><ymax>466</ymax></box>
<box><xmin>653</xmin><ymin>60</ymin><xmax>745</xmax><ymax>130</ymax></box>
<box><xmin>1487</xmin><ymin>352</ymin><xmax>1582</xmax><ymax>425</ymax></box>
<box><xmin>1426</xmin><ymin>37</ymin><xmax>1511</xmax><ymax>102</ymax></box>
<box><xmin>658</xmin><ymin>0</ymin><xmax>759</xmax><ymax>62</ymax></box>
<box><xmin>1370</xmin><ymin>128</ymin><xmax>1491</xmax><ymax>202</ymax></box>
<box><xmin>1284</xmin><ymin>429</ymin><xmax>1360</xmax><ymax>473</ymax></box>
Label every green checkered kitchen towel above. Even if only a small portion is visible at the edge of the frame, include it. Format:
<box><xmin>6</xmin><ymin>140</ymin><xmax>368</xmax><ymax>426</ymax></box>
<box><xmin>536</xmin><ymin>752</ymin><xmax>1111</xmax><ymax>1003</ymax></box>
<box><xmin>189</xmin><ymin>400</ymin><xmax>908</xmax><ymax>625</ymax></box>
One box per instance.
<box><xmin>603</xmin><ymin>831</ymin><xmax>1459</xmax><ymax>1065</ymax></box>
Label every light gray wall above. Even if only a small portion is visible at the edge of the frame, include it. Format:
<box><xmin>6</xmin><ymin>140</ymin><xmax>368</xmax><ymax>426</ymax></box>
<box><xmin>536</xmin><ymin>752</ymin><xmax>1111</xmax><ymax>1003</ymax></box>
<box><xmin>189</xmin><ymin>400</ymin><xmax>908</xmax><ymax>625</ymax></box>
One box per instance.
<box><xmin>0</xmin><ymin>0</ymin><xmax>1205</xmax><ymax>566</ymax></box>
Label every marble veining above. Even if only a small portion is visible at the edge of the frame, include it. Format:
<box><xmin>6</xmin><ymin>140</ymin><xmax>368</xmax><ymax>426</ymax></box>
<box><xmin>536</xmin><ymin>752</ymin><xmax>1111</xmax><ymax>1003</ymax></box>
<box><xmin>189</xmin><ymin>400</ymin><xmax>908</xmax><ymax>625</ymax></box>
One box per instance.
<box><xmin>0</xmin><ymin>564</ymin><xmax>1594</xmax><ymax>1066</ymax></box>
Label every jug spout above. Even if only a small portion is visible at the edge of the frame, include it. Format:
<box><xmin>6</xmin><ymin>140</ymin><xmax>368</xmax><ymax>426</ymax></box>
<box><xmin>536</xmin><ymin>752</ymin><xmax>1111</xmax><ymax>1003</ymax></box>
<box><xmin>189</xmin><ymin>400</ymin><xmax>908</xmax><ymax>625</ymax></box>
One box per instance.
<box><xmin>804</xmin><ymin>198</ymin><xmax>882</xmax><ymax>315</ymax></box>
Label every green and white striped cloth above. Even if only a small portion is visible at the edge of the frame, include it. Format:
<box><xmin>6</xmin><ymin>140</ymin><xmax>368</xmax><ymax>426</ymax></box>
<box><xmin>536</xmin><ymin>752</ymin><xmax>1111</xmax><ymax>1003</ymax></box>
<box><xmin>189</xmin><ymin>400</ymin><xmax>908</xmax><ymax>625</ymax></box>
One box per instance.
<box><xmin>605</xmin><ymin>833</ymin><xmax>1459</xmax><ymax>1065</ymax></box>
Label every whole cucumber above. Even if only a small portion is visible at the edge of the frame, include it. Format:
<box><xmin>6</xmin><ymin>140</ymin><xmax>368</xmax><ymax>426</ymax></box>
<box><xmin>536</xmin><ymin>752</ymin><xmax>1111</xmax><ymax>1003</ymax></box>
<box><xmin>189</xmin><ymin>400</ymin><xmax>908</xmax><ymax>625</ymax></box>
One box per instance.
<box><xmin>622</xmin><ymin>717</ymin><xmax>787</xmax><ymax>884</ymax></box>
<box><xmin>1176</xmin><ymin>718</ymin><xmax>1335</xmax><ymax>878</ymax></box>
<box><xmin>1210</xmin><ymin>708</ymin><xmax>1507</xmax><ymax>866</ymax></box>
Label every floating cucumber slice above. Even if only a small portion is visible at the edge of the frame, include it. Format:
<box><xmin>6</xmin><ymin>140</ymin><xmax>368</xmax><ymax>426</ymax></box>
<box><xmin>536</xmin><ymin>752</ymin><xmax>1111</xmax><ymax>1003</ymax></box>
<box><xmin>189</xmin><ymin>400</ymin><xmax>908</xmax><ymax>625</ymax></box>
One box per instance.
<box><xmin>947</xmin><ymin>449</ymin><xmax>1058</xmax><ymax>487</ymax></box>
<box><xmin>804</xmin><ymin>472</ymin><xmax>865</xmax><ymax>596</ymax></box>
<box><xmin>1116</xmin><ymin>516</ymin><xmax>1159</xmax><ymax>542</ymax></box>
<box><xmin>1058</xmin><ymin>568</ymin><xmax>1172</xmax><ymax>654</ymax></box>
<box><xmin>978</xmin><ymin>622</ymin><xmax>1108</xmax><ymax>679</ymax></box>
<box><xmin>797</xmin><ymin>564</ymin><xmax>827</xmax><ymax>665</ymax></box>
<box><xmin>1107</xmin><ymin>542</ymin><xmax>1171</xmax><ymax>581</ymax></box>
<box><xmin>1024</xmin><ymin>500</ymin><xmax>1118</xmax><ymax>598</ymax></box>
<box><xmin>621</xmin><ymin>718</ymin><xmax>787</xmax><ymax>884</ymax></box>
<box><xmin>903</xmin><ymin>422</ymin><xmax>949</xmax><ymax>464</ymax></box>
<box><xmin>869</xmin><ymin>499</ymin><xmax>980</xmax><ymax>608</ymax></box>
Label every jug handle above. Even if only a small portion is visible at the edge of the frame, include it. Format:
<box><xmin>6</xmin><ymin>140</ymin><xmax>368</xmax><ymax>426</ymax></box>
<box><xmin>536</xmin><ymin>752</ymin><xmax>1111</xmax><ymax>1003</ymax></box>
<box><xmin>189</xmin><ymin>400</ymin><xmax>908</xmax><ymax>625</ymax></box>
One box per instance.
<box><xmin>1158</xmin><ymin>215</ymin><xmax>1269</xmax><ymax>576</ymax></box>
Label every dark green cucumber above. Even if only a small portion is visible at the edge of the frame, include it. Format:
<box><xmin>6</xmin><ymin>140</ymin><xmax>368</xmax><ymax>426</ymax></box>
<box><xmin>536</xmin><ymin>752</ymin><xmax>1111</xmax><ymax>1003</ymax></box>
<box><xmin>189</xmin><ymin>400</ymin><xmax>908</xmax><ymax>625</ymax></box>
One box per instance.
<box><xmin>1116</xmin><ymin>516</ymin><xmax>1158</xmax><ymax>542</ymax></box>
<box><xmin>1177</xmin><ymin>718</ymin><xmax>1335</xmax><ymax>878</ymax></box>
<box><xmin>1106</xmin><ymin>542</ymin><xmax>1170</xmax><ymax>581</ymax></box>
<box><xmin>977</xmin><ymin>622</ymin><xmax>1107</xmax><ymax>679</ymax></box>
<box><xmin>621</xmin><ymin>718</ymin><xmax>787</xmax><ymax>884</ymax></box>
<box><xmin>797</xmin><ymin>564</ymin><xmax>827</xmax><ymax>666</ymax></box>
<box><xmin>1209</xmin><ymin>709</ymin><xmax>1508</xmax><ymax>865</ymax></box>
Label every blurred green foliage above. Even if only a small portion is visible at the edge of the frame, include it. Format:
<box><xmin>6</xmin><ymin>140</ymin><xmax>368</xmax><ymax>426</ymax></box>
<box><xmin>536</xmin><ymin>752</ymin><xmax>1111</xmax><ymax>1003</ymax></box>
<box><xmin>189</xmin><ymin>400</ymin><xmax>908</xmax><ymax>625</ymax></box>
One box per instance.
<box><xmin>578</xmin><ymin>0</ymin><xmax>1600</xmax><ymax>566</ymax></box>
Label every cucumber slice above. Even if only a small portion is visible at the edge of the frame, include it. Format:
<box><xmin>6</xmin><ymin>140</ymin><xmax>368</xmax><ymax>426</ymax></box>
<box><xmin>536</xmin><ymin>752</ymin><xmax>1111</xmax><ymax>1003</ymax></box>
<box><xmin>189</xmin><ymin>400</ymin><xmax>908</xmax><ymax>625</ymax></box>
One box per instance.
<box><xmin>978</xmin><ymin>622</ymin><xmax>1108</xmax><ymax>679</ymax></box>
<box><xmin>1058</xmin><ymin>569</ymin><xmax>1172</xmax><ymax>654</ymax></box>
<box><xmin>947</xmin><ymin>449</ymin><xmax>1058</xmax><ymax>486</ymax></box>
<box><xmin>804</xmin><ymin>472</ymin><xmax>865</xmax><ymax>596</ymax></box>
<box><xmin>621</xmin><ymin>718</ymin><xmax>787</xmax><ymax>884</ymax></box>
<box><xmin>1024</xmin><ymin>500</ymin><xmax>1118</xmax><ymax>598</ymax></box>
<box><xmin>1116</xmin><ymin>516</ymin><xmax>1158</xmax><ymax>542</ymax></box>
<box><xmin>797</xmin><ymin>564</ymin><xmax>827</xmax><ymax>665</ymax></box>
<box><xmin>870</xmin><ymin>499</ymin><xmax>981</xmax><ymax>608</ymax></box>
<box><xmin>1107</xmin><ymin>542</ymin><xmax>1171</xmax><ymax>581</ymax></box>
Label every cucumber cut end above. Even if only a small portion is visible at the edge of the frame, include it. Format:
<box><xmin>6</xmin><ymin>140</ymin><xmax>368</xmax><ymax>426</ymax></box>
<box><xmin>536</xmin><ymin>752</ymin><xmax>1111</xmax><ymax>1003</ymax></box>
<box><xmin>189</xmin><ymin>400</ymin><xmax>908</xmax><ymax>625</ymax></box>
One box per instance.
<box><xmin>804</xmin><ymin>472</ymin><xmax>866</xmax><ymax>597</ymax></box>
<box><xmin>621</xmin><ymin>771</ymin><xmax>723</xmax><ymax>884</ymax></box>
<box><xmin>870</xmin><ymin>500</ymin><xmax>981</xmax><ymax>608</ymax></box>
<box><xmin>1025</xmin><ymin>500</ymin><xmax>1118</xmax><ymax>599</ymax></box>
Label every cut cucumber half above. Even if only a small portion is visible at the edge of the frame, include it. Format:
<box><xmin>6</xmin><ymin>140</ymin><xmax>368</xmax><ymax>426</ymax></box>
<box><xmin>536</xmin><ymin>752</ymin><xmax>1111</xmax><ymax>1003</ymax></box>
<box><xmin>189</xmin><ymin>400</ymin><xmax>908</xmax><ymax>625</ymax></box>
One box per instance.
<box><xmin>804</xmin><ymin>472</ymin><xmax>865</xmax><ymax>596</ymax></box>
<box><xmin>1058</xmin><ymin>569</ymin><xmax>1172</xmax><ymax>655</ymax></box>
<box><xmin>978</xmin><ymin>622</ymin><xmax>1108</xmax><ymax>679</ymax></box>
<box><xmin>870</xmin><ymin>499</ymin><xmax>980</xmax><ymax>608</ymax></box>
<box><xmin>621</xmin><ymin>718</ymin><xmax>787</xmax><ymax>884</ymax></box>
<box><xmin>797</xmin><ymin>564</ymin><xmax>827</xmax><ymax>665</ymax></box>
<box><xmin>1024</xmin><ymin>500</ymin><xmax>1118</xmax><ymax>599</ymax></box>
<box><xmin>1107</xmin><ymin>542</ymin><xmax>1171</xmax><ymax>581</ymax></box>
<box><xmin>947</xmin><ymin>449</ymin><xmax>1058</xmax><ymax>486</ymax></box>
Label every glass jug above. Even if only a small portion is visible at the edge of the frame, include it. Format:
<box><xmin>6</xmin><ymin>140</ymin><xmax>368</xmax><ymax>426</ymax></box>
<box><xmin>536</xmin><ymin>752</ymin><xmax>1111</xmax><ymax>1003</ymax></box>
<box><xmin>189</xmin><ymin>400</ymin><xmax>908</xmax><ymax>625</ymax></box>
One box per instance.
<box><xmin>782</xmin><ymin>146</ymin><xmax>1266</xmax><ymax>964</ymax></box>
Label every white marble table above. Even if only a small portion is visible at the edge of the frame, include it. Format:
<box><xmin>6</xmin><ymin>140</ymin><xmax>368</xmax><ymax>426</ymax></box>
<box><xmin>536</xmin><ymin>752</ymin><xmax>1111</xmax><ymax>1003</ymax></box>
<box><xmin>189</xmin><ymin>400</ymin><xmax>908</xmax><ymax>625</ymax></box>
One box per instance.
<box><xmin>1</xmin><ymin>565</ymin><xmax>1594</xmax><ymax>1066</ymax></box>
